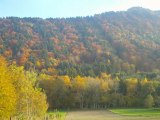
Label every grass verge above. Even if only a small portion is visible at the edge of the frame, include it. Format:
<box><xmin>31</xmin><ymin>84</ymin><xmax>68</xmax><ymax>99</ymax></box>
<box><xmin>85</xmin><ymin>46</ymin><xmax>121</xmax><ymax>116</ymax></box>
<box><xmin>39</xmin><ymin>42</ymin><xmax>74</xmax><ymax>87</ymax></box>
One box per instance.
<box><xmin>47</xmin><ymin>110</ymin><xmax>67</xmax><ymax>120</ymax></box>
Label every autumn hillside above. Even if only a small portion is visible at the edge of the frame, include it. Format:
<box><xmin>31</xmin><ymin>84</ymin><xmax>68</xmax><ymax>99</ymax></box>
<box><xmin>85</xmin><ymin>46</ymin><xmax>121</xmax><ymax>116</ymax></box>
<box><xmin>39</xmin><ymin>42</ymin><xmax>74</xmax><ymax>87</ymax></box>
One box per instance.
<box><xmin>2</xmin><ymin>7</ymin><xmax>160</xmax><ymax>119</ymax></box>
<box><xmin>0</xmin><ymin>7</ymin><xmax>160</xmax><ymax>77</ymax></box>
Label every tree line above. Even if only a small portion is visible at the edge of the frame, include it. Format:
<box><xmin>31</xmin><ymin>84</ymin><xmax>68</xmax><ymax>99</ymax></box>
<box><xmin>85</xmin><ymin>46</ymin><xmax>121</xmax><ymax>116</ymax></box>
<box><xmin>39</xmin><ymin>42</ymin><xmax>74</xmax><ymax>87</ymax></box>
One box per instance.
<box><xmin>39</xmin><ymin>72</ymin><xmax>160</xmax><ymax>109</ymax></box>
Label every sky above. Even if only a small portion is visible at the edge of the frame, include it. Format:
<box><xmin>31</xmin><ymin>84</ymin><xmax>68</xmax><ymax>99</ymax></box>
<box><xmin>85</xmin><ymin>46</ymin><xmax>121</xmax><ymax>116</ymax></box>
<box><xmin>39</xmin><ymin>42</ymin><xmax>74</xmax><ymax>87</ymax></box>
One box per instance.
<box><xmin>0</xmin><ymin>0</ymin><xmax>160</xmax><ymax>18</ymax></box>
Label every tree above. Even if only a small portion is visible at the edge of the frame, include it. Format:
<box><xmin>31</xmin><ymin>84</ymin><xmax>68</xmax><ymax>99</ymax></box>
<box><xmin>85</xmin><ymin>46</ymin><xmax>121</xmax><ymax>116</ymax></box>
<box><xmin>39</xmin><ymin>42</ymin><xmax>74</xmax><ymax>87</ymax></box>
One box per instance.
<box><xmin>60</xmin><ymin>75</ymin><xmax>71</xmax><ymax>87</ymax></box>
<box><xmin>118</xmin><ymin>79</ymin><xmax>127</xmax><ymax>95</ymax></box>
<box><xmin>154</xmin><ymin>96</ymin><xmax>160</xmax><ymax>107</ymax></box>
<box><xmin>0</xmin><ymin>57</ymin><xmax>17</xmax><ymax>119</ymax></box>
<box><xmin>144</xmin><ymin>94</ymin><xmax>154</xmax><ymax>108</ymax></box>
<box><xmin>9</xmin><ymin>65</ymin><xmax>48</xmax><ymax>119</ymax></box>
<box><xmin>126</xmin><ymin>78</ymin><xmax>138</xmax><ymax>96</ymax></box>
<box><xmin>73</xmin><ymin>76</ymin><xmax>86</xmax><ymax>108</ymax></box>
<box><xmin>84</xmin><ymin>77</ymin><xmax>101</xmax><ymax>108</ymax></box>
<box><xmin>142</xmin><ymin>82</ymin><xmax>155</xmax><ymax>97</ymax></box>
<box><xmin>49</xmin><ymin>77</ymin><xmax>73</xmax><ymax>109</ymax></box>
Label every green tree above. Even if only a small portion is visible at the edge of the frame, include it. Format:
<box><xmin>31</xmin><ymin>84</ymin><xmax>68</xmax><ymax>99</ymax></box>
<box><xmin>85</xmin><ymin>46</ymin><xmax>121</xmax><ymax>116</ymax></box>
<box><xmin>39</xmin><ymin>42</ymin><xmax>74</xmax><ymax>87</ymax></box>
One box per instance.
<box><xmin>144</xmin><ymin>94</ymin><xmax>154</xmax><ymax>108</ymax></box>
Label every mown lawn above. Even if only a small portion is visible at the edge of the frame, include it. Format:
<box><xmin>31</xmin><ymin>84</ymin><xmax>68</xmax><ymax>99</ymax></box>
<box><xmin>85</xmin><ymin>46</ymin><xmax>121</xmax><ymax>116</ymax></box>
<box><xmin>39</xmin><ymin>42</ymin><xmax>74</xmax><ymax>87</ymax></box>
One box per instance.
<box><xmin>110</xmin><ymin>108</ymin><xmax>160</xmax><ymax>116</ymax></box>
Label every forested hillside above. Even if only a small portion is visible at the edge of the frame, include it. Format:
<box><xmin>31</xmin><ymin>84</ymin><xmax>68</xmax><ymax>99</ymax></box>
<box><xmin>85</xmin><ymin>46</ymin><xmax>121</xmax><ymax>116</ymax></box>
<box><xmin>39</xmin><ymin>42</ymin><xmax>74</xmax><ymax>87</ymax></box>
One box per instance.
<box><xmin>1</xmin><ymin>7</ymin><xmax>160</xmax><ymax>118</ymax></box>
<box><xmin>0</xmin><ymin>7</ymin><xmax>160</xmax><ymax>77</ymax></box>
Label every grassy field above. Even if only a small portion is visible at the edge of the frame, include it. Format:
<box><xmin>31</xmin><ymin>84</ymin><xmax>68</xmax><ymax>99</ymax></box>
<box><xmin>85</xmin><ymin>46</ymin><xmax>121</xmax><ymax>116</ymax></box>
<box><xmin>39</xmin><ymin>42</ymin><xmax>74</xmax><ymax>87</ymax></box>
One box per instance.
<box><xmin>47</xmin><ymin>108</ymin><xmax>160</xmax><ymax>120</ymax></box>
<box><xmin>65</xmin><ymin>109</ymin><xmax>160</xmax><ymax>120</ymax></box>
<box><xmin>110</xmin><ymin>108</ymin><xmax>160</xmax><ymax>116</ymax></box>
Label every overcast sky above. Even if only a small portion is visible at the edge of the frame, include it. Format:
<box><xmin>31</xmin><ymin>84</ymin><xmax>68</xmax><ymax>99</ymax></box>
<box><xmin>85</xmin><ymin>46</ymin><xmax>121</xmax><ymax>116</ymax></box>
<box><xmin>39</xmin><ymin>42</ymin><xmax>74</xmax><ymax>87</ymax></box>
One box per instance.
<box><xmin>0</xmin><ymin>0</ymin><xmax>160</xmax><ymax>18</ymax></box>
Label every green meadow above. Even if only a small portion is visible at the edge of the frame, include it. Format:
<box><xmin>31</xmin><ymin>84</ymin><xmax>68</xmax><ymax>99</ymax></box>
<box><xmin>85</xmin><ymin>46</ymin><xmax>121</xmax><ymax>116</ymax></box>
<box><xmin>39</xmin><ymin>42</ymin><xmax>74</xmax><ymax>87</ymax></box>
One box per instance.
<box><xmin>110</xmin><ymin>108</ymin><xmax>160</xmax><ymax>116</ymax></box>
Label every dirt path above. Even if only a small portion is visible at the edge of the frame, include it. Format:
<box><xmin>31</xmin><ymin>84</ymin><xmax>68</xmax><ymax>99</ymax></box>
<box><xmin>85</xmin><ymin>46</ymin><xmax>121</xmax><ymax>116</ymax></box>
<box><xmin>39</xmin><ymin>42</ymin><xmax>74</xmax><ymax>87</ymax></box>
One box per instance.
<box><xmin>65</xmin><ymin>110</ymin><xmax>160</xmax><ymax>120</ymax></box>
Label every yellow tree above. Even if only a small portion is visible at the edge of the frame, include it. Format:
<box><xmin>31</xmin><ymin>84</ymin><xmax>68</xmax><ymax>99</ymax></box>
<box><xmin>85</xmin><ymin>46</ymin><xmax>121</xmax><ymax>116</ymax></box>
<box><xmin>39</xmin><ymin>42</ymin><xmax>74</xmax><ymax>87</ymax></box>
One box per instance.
<box><xmin>99</xmin><ymin>73</ymin><xmax>114</xmax><ymax>91</ymax></box>
<box><xmin>100</xmin><ymin>80</ymin><xmax>109</xmax><ymax>92</ymax></box>
<box><xmin>126</xmin><ymin>78</ymin><xmax>138</xmax><ymax>96</ymax></box>
<box><xmin>9</xmin><ymin>65</ymin><xmax>48</xmax><ymax>119</ymax></box>
<box><xmin>73</xmin><ymin>75</ymin><xmax>86</xmax><ymax>108</ymax></box>
<box><xmin>60</xmin><ymin>75</ymin><xmax>71</xmax><ymax>87</ymax></box>
<box><xmin>0</xmin><ymin>56</ymin><xmax>16</xmax><ymax>119</ymax></box>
